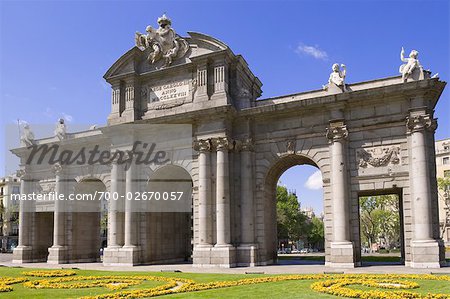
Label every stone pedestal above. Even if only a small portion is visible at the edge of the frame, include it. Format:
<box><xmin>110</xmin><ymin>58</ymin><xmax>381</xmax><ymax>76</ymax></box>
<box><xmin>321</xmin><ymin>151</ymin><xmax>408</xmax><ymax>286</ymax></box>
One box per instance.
<box><xmin>327</xmin><ymin>242</ymin><xmax>355</xmax><ymax>268</ymax></box>
<box><xmin>211</xmin><ymin>245</ymin><xmax>236</xmax><ymax>268</ymax></box>
<box><xmin>192</xmin><ymin>245</ymin><xmax>212</xmax><ymax>267</ymax></box>
<box><xmin>409</xmin><ymin>240</ymin><xmax>445</xmax><ymax>268</ymax></box>
<box><xmin>12</xmin><ymin>246</ymin><xmax>33</xmax><ymax>263</ymax></box>
<box><xmin>237</xmin><ymin>244</ymin><xmax>257</xmax><ymax>267</ymax></box>
<box><xmin>47</xmin><ymin>246</ymin><xmax>68</xmax><ymax>264</ymax></box>
<box><xmin>114</xmin><ymin>247</ymin><xmax>141</xmax><ymax>266</ymax></box>
<box><xmin>103</xmin><ymin>246</ymin><xmax>121</xmax><ymax>266</ymax></box>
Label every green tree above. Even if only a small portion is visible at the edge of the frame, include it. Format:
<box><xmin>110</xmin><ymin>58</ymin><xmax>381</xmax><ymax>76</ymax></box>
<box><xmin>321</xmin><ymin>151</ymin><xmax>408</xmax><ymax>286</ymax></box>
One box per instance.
<box><xmin>276</xmin><ymin>185</ymin><xmax>309</xmax><ymax>246</ymax></box>
<box><xmin>307</xmin><ymin>217</ymin><xmax>324</xmax><ymax>249</ymax></box>
<box><xmin>359</xmin><ymin>195</ymin><xmax>400</xmax><ymax>251</ymax></box>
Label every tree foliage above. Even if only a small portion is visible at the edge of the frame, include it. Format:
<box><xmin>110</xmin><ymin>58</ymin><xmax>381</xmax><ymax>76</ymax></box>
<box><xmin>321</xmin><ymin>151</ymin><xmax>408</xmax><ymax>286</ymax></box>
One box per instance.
<box><xmin>359</xmin><ymin>195</ymin><xmax>400</xmax><ymax>251</ymax></box>
<box><xmin>276</xmin><ymin>185</ymin><xmax>324</xmax><ymax>249</ymax></box>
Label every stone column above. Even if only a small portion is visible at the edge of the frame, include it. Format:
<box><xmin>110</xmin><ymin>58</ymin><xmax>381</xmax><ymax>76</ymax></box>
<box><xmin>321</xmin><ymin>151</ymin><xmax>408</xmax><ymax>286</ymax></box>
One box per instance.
<box><xmin>108</xmin><ymin>160</ymin><xmax>122</xmax><ymax>248</ymax></box>
<box><xmin>195</xmin><ymin>139</ymin><xmax>213</xmax><ymax>246</ymax></box>
<box><xmin>48</xmin><ymin>163</ymin><xmax>68</xmax><ymax>264</ymax></box>
<box><xmin>239</xmin><ymin>138</ymin><xmax>255</xmax><ymax>245</ymax></box>
<box><xmin>237</xmin><ymin>138</ymin><xmax>257</xmax><ymax>266</ymax></box>
<box><xmin>119</xmin><ymin>157</ymin><xmax>140</xmax><ymax>265</ymax></box>
<box><xmin>407</xmin><ymin>110</ymin><xmax>444</xmax><ymax>268</ymax></box>
<box><xmin>13</xmin><ymin>169</ymin><xmax>33</xmax><ymax>263</ymax></box>
<box><xmin>213</xmin><ymin>137</ymin><xmax>232</xmax><ymax>246</ymax></box>
<box><xmin>326</xmin><ymin>120</ymin><xmax>354</xmax><ymax>268</ymax></box>
<box><xmin>124</xmin><ymin>160</ymin><xmax>137</xmax><ymax>248</ymax></box>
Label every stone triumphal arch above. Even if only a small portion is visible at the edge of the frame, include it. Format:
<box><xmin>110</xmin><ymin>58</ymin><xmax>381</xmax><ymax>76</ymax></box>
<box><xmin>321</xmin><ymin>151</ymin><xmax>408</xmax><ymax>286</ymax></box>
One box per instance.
<box><xmin>13</xmin><ymin>15</ymin><xmax>446</xmax><ymax>268</ymax></box>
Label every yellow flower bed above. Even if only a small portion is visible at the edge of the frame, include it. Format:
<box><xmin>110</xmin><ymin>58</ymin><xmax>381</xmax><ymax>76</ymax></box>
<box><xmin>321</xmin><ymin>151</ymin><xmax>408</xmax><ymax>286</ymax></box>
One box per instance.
<box><xmin>22</xmin><ymin>270</ymin><xmax>77</xmax><ymax>277</ymax></box>
<box><xmin>0</xmin><ymin>277</ymin><xmax>28</xmax><ymax>292</ymax></box>
<box><xmin>79</xmin><ymin>274</ymin><xmax>450</xmax><ymax>299</ymax></box>
<box><xmin>11</xmin><ymin>272</ymin><xmax>450</xmax><ymax>298</ymax></box>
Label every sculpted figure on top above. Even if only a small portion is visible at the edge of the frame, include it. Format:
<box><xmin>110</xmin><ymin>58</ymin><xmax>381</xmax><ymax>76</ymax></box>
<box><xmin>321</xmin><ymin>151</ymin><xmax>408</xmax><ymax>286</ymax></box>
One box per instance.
<box><xmin>135</xmin><ymin>14</ymin><xmax>189</xmax><ymax>67</ymax></box>
<box><xmin>399</xmin><ymin>47</ymin><xmax>423</xmax><ymax>82</ymax></box>
<box><xmin>324</xmin><ymin>63</ymin><xmax>348</xmax><ymax>92</ymax></box>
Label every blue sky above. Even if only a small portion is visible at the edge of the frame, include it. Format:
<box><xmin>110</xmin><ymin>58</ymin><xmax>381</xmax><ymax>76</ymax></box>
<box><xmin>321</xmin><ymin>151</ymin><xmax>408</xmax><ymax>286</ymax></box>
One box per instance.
<box><xmin>1</xmin><ymin>0</ymin><xmax>449</xmax><ymax>214</ymax></box>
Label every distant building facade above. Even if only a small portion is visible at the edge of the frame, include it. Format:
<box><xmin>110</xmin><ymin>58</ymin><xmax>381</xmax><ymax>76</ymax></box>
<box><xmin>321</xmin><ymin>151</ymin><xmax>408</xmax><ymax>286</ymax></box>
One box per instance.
<box><xmin>0</xmin><ymin>174</ymin><xmax>20</xmax><ymax>252</ymax></box>
<box><xmin>436</xmin><ymin>138</ymin><xmax>450</xmax><ymax>245</ymax></box>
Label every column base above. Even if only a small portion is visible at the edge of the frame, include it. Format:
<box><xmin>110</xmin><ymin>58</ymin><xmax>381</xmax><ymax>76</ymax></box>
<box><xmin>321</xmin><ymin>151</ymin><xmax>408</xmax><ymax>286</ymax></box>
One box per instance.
<box><xmin>47</xmin><ymin>246</ymin><xmax>68</xmax><ymax>264</ymax></box>
<box><xmin>410</xmin><ymin>239</ymin><xmax>445</xmax><ymax>268</ymax></box>
<box><xmin>110</xmin><ymin>246</ymin><xmax>141</xmax><ymax>266</ymax></box>
<box><xmin>12</xmin><ymin>246</ymin><xmax>33</xmax><ymax>263</ymax></box>
<box><xmin>328</xmin><ymin>241</ymin><xmax>355</xmax><ymax>268</ymax></box>
<box><xmin>237</xmin><ymin>244</ymin><xmax>258</xmax><ymax>267</ymax></box>
<box><xmin>192</xmin><ymin>245</ymin><xmax>212</xmax><ymax>267</ymax></box>
<box><xmin>102</xmin><ymin>246</ymin><xmax>122</xmax><ymax>266</ymax></box>
<box><xmin>211</xmin><ymin>245</ymin><xmax>236</xmax><ymax>267</ymax></box>
<box><xmin>193</xmin><ymin>245</ymin><xmax>236</xmax><ymax>267</ymax></box>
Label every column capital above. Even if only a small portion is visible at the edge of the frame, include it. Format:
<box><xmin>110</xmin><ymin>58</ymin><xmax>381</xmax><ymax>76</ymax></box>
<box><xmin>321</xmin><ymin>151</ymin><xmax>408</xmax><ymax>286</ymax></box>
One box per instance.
<box><xmin>193</xmin><ymin>139</ymin><xmax>211</xmax><ymax>153</ymax></box>
<box><xmin>326</xmin><ymin>120</ymin><xmax>348</xmax><ymax>142</ymax></box>
<box><xmin>16</xmin><ymin>168</ymin><xmax>31</xmax><ymax>180</ymax></box>
<box><xmin>235</xmin><ymin>138</ymin><xmax>254</xmax><ymax>152</ymax></box>
<box><xmin>406</xmin><ymin>113</ymin><xmax>437</xmax><ymax>134</ymax></box>
<box><xmin>211</xmin><ymin>137</ymin><xmax>232</xmax><ymax>151</ymax></box>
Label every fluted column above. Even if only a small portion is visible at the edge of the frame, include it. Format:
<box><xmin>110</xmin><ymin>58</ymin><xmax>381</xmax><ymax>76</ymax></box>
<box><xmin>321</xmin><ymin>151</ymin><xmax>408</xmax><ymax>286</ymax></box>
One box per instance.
<box><xmin>326</xmin><ymin>121</ymin><xmax>350</xmax><ymax>243</ymax></box>
<box><xmin>52</xmin><ymin>164</ymin><xmax>65</xmax><ymax>248</ymax></box>
<box><xmin>13</xmin><ymin>168</ymin><xmax>34</xmax><ymax>263</ymax></box>
<box><xmin>407</xmin><ymin>113</ymin><xmax>436</xmax><ymax>241</ymax></box>
<box><xmin>124</xmin><ymin>159</ymin><xmax>137</xmax><ymax>247</ymax></box>
<box><xmin>194</xmin><ymin>139</ymin><xmax>213</xmax><ymax>246</ymax></box>
<box><xmin>108</xmin><ymin>159</ymin><xmax>123</xmax><ymax>248</ymax></box>
<box><xmin>213</xmin><ymin>137</ymin><xmax>232</xmax><ymax>247</ymax></box>
<box><xmin>17</xmin><ymin>169</ymin><xmax>31</xmax><ymax>248</ymax></box>
<box><xmin>240</xmin><ymin>138</ymin><xmax>255</xmax><ymax>245</ymax></box>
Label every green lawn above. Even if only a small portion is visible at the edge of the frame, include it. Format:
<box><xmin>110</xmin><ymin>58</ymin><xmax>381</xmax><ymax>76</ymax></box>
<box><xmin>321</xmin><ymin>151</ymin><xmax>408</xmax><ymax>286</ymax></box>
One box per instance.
<box><xmin>0</xmin><ymin>267</ymin><xmax>449</xmax><ymax>298</ymax></box>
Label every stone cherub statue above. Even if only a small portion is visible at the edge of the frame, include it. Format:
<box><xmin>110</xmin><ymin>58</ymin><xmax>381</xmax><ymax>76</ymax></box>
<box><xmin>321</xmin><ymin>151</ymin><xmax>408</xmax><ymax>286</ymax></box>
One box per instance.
<box><xmin>323</xmin><ymin>63</ymin><xmax>348</xmax><ymax>92</ymax></box>
<box><xmin>20</xmin><ymin>123</ymin><xmax>35</xmax><ymax>146</ymax></box>
<box><xmin>135</xmin><ymin>14</ymin><xmax>189</xmax><ymax>67</ymax></box>
<box><xmin>54</xmin><ymin>118</ymin><xmax>67</xmax><ymax>140</ymax></box>
<box><xmin>399</xmin><ymin>47</ymin><xmax>423</xmax><ymax>82</ymax></box>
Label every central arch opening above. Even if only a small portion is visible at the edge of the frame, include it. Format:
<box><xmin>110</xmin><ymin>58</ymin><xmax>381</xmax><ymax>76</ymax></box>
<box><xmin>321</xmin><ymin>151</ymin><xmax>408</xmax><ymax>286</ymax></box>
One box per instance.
<box><xmin>265</xmin><ymin>155</ymin><xmax>326</xmax><ymax>266</ymax></box>
<box><xmin>143</xmin><ymin>165</ymin><xmax>193</xmax><ymax>264</ymax></box>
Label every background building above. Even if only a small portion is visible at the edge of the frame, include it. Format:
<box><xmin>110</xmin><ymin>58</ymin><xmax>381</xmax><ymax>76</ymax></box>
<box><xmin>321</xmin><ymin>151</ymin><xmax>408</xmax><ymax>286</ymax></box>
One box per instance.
<box><xmin>436</xmin><ymin>138</ymin><xmax>450</xmax><ymax>245</ymax></box>
<box><xmin>0</xmin><ymin>174</ymin><xmax>20</xmax><ymax>252</ymax></box>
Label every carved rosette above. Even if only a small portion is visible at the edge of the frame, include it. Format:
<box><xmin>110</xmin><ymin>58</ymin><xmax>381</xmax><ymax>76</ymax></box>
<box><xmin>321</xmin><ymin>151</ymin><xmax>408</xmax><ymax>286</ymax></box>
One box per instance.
<box><xmin>406</xmin><ymin>114</ymin><xmax>437</xmax><ymax>134</ymax></box>
<box><xmin>326</xmin><ymin>122</ymin><xmax>348</xmax><ymax>142</ymax></box>
<box><xmin>211</xmin><ymin>137</ymin><xmax>232</xmax><ymax>151</ymax></box>
<box><xmin>357</xmin><ymin>146</ymin><xmax>401</xmax><ymax>168</ymax></box>
<box><xmin>193</xmin><ymin>139</ymin><xmax>211</xmax><ymax>153</ymax></box>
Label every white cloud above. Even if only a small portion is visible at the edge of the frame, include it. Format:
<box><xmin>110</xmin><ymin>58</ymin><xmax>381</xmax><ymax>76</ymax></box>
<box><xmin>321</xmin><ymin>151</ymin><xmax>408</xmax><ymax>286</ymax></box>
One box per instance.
<box><xmin>295</xmin><ymin>43</ymin><xmax>328</xmax><ymax>60</ymax></box>
<box><xmin>62</xmin><ymin>113</ymin><xmax>73</xmax><ymax>123</ymax></box>
<box><xmin>304</xmin><ymin>170</ymin><xmax>323</xmax><ymax>190</ymax></box>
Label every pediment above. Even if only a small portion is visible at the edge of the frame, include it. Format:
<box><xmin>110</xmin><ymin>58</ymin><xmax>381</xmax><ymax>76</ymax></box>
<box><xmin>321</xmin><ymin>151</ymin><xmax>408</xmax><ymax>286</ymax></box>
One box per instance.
<box><xmin>104</xmin><ymin>32</ymin><xmax>229</xmax><ymax>81</ymax></box>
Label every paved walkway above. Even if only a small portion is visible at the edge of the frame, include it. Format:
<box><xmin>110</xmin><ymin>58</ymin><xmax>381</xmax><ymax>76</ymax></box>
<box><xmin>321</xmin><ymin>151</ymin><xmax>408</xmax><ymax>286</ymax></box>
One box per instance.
<box><xmin>1</xmin><ymin>254</ymin><xmax>449</xmax><ymax>275</ymax></box>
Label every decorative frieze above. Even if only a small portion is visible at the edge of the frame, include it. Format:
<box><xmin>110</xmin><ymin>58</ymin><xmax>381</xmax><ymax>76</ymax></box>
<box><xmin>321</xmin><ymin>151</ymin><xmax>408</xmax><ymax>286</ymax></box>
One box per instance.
<box><xmin>356</xmin><ymin>146</ymin><xmax>401</xmax><ymax>168</ymax></box>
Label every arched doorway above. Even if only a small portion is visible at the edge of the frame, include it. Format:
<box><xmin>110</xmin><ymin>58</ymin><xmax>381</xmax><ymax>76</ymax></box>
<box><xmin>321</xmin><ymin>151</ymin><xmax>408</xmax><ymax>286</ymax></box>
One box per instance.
<box><xmin>263</xmin><ymin>154</ymin><xmax>329</xmax><ymax>265</ymax></box>
<box><xmin>277</xmin><ymin>164</ymin><xmax>325</xmax><ymax>265</ymax></box>
<box><xmin>143</xmin><ymin>165</ymin><xmax>193</xmax><ymax>264</ymax></box>
<box><xmin>69</xmin><ymin>178</ymin><xmax>106</xmax><ymax>262</ymax></box>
